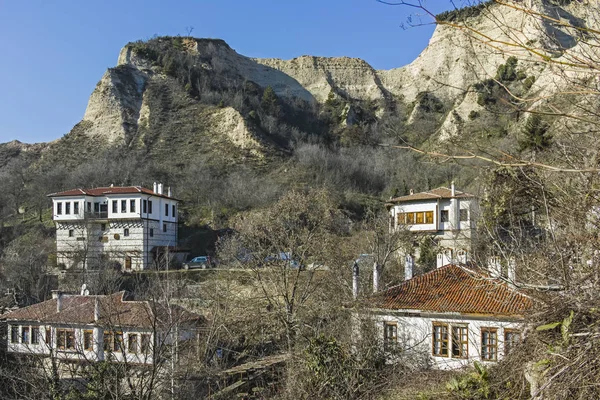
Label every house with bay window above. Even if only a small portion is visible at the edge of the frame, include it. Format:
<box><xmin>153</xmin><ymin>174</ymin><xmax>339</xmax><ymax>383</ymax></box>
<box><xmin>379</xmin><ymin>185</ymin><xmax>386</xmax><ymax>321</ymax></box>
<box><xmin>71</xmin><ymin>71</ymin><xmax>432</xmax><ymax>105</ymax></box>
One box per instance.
<box><xmin>370</xmin><ymin>263</ymin><xmax>532</xmax><ymax>369</ymax></box>
<box><xmin>48</xmin><ymin>183</ymin><xmax>182</xmax><ymax>271</ymax></box>
<box><xmin>2</xmin><ymin>291</ymin><xmax>203</xmax><ymax>366</ymax></box>
<box><xmin>387</xmin><ymin>183</ymin><xmax>478</xmax><ymax>267</ymax></box>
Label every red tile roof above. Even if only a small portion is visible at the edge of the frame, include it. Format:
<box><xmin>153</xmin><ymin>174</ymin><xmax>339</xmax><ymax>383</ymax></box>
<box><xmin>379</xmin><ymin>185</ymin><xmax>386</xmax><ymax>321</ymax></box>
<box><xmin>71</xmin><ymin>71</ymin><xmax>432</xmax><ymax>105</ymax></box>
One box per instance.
<box><xmin>48</xmin><ymin>186</ymin><xmax>177</xmax><ymax>200</ymax></box>
<box><xmin>372</xmin><ymin>265</ymin><xmax>533</xmax><ymax>317</ymax></box>
<box><xmin>1</xmin><ymin>292</ymin><xmax>203</xmax><ymax>329</ymax></box>
<box><xmin>389</xmin><ymin>187</ymin><xmax>475</xmax><ymax>203</ymax></box>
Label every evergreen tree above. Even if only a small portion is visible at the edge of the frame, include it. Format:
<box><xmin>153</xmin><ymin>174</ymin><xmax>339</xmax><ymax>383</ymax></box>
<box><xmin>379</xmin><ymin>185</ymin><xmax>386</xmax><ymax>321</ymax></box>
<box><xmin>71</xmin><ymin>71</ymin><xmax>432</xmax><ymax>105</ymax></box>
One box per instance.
<box><xmin>519</xmin><ymin>114</ymin><xmax>552</xmax><ymax>152</ymax></box>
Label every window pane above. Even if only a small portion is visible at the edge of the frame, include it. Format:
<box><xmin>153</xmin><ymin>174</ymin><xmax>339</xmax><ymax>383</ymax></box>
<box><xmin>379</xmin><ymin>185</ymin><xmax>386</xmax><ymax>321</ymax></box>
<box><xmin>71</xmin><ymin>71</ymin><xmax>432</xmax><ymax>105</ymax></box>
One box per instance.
<box><xmin>141</xmin><ymin>334</ymin><xmax>151</xmax><ymax>354</ymax></box>
<box><xmin>84</xmin><ymin>331</ymin><xmax>93</xmax><ymax>351</ymax></box>
<box><xmin>128</xmin><ymin>334</ymin><xmax>138</xmax><ymax>353</ymax></box>
<box><xmin>112</xmin><ymin>200</ymin><xmax>118</xmax><ymax>213</ymax></box>
<box><xmin>74</xmin><ymin>202</ymin><xmax>79</xmax><ymax>215</ymax></box>
<box><xmin>66</xmin><ymin>330</ymin><xmax>75</xmax><ymax>349</ymax></box>
<box><xmin>32</xmin><ymin>327</ymin><xmax>40</xmax><ymax>345</ymax></box>
<box><xmin>425</xmin><ymin>211</ymin><xmax>433</xmax><ymax>224</ymax></box>
<box><xmin>130</xmin><ymin>200</ymin><xmax>136</xmax><ymax>213</ymax></box>
<box><xmin>416</xmin><ymin>212</ymin><xmax>424</xmax><ymax>224</ymax></box>
<box><xmin>460</xmin><ymin>209</ymin><xmax>469</xmax><ymax>221</ymax></box>
<box><xmin>441</xmin><ymin>210</ymin><xmax>449</xmax><ymax>222</ymax></box>
<box><xmin>22</xmin><ymin>327</ymin><xmax>30</xmax><ymax>344</ymax></box>
<box><xmin>407</xmin><ymin>213</ymin><xmax>415</xmax><ymax>224</ymax></box>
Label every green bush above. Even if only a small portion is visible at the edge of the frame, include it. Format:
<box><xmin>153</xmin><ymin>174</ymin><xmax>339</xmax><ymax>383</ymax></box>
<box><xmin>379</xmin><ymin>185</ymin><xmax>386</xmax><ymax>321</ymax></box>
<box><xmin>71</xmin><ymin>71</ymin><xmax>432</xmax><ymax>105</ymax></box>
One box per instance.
<box><xmin>523</xmin><ymin>76</ymin><xmax>536</xmax><ymax>91</ymax></box>
<box><xmin>436</xmin><ymin>1</ymin><xmax>492</xmax><ymax>22</ymax></box>
<box><xmin>416</xmin><ymin>91</ymin><xmax>445</xmax><ymax>113</ymax></box>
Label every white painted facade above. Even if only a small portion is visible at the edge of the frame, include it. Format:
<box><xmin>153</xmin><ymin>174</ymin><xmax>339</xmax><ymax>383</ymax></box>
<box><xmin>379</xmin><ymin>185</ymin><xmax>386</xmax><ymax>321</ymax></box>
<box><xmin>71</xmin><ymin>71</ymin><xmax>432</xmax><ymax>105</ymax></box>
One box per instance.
<box><xmin>7</xmin><ymin>322</ymin><xmax>155</xmax><ymax>364</ymax></box>
<box><xmin>388</xmin><ymin>185</ymin><xmax>478</xmax><ymax>263</ymax></box>
<box><xmin>50</xmin><ymin>185</ymin><xmax>179</xmax><ymax>271</ymax></box>
<box><xmin>375</xmin><ymin>311</ymin><xmax>523</xmax><ymax>370</ymax></box>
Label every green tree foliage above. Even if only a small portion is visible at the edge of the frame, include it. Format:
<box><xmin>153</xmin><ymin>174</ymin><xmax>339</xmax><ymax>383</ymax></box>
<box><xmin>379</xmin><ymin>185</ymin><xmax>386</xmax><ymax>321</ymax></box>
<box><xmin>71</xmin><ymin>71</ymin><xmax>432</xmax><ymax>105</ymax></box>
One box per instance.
<box><xmin>260</xmin><ymin>86</ymin><xmax>281</xmax><ymax>117</ymax></box>
<box><xmin>495</xmin><ymin>56</ymin><xmax>519</xmax><ymax>82</ymax></box>
<box><xmin>519</xmin><ymin>114</ymin><xmax>552</xmax><ymax>152</ymax></box>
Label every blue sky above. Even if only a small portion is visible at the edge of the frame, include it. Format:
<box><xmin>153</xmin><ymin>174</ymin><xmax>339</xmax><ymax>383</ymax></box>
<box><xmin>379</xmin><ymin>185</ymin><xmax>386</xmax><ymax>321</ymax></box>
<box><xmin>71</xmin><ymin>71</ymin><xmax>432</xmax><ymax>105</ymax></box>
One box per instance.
<box><xmin>0</xmin><ymin>1</ymin><xmax>454</xmax><ymax>144</ymax></box>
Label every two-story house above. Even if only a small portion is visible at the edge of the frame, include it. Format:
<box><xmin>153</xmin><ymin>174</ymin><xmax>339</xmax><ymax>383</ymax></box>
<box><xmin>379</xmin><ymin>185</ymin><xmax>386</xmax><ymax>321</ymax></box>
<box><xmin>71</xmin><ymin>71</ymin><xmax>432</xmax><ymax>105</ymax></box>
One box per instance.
<box><xmin>48</xmin><ymin>183</ymin><xmax>180</xmax><ymax>271</ymax></box>
<box><xmin>2</xmin><ymin>291</ymin><xmax>204</xmax><ymax>366</ymax></box>
<box><xmin>388</xmin><ymin>183</ymin><xmax>478</xmax><ymax>267</ymax></box>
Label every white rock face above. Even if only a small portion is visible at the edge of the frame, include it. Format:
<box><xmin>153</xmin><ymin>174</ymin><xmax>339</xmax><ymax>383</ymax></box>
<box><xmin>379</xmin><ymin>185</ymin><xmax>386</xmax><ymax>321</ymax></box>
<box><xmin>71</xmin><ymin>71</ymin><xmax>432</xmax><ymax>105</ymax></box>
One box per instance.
<box><xmin>82</xmin><ymin>67</ymin><xmax>147</xmax><ymax>144</ymax></box>
<box><xmin>210</xmin><ymin>107</ymin><xmax>264</xmax><ymax>157</ymax></box>
<box><xmin>74</xmin><ymin>0</ymin><xmax>599</xmax><ymax>147</ymax></box>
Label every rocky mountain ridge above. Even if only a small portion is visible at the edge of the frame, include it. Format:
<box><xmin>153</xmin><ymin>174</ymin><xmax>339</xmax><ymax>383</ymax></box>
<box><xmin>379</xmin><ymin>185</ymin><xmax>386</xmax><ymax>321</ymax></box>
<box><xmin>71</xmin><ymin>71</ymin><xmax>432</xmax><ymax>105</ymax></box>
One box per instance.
<box><xmin>3</xmin><ymin>0</ymin><xmax>597</xmax><ymax>172</ymax></box>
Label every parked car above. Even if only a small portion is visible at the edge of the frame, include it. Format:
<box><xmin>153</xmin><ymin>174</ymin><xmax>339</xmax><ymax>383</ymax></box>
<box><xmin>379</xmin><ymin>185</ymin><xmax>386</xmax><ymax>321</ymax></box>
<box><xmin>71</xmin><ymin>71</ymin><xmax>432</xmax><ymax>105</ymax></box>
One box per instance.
<box><xmin>264</xmin><ymin>252</ymin><xmax>303</xmax><ymax>270</ymax></box>
<box><xmin>182</xmin><ymin>256</ymin><xmax>212</xmax><ymax>270</ymax></box>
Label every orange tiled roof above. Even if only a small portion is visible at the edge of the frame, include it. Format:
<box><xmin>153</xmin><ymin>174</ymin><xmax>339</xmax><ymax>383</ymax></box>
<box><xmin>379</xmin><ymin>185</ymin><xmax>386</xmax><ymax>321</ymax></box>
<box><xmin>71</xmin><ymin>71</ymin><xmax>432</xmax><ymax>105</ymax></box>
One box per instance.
<box><xmin>389</xmin><ymin>187</ymin><xmax>475</xmax><ymax>203</ymax></box>
<box><xmin>372</xmin><ymin>265</ymin><xmax>533</xmax><ymax>317</ymax></box>
<box><xmin>48</xmin><ymin>186</ymin><xmax>177</xmax><ymax>200</ymax></box>
<box><xmin>1</xmin><ymin>292</ymin><xmax>203</xmax><ymax>329</ymax></box>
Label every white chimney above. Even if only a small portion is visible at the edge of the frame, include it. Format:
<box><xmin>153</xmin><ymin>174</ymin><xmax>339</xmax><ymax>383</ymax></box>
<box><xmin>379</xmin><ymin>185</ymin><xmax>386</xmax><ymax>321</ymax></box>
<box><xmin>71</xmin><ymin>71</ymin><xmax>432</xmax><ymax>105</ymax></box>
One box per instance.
<box><xmin>352</xmin><ymin>261</ymin><xmax>359</xmax><ymax>299</ymax></box>
<box><xmin>405</xmin><ymin>254</ymin><xmax>414</xmax><ymax>280</ymax></box>
<box><xmin>451</xmin><ymin>181</ymin><xmax>456</xmax><ymax>197</ymax></box>
<box><xmin>508</xmin><ymin>258</ymin><xmax>516</xmax><ymax>284</ymax></box>
<box><xmin>167</xmin><ymin>186</ymin><xmax>172</xmax><ymax>197</ymax></box>
<box><xmin>153</xmin><ymin>182</ymin><xmax>158</xmax><ymax>193</ymax></box>
<box><xmin>457</xmin><ymin>250</ymin><xmax>468</xmax><ymax>264</ymax></box>
<box><xmin>373</xmin><ymin>262</ymin><xmax>380</xmax><ymax>293</ymax></box>
<box><xmin>409</xmin><ymin>189</ymin><xmax>414</xmax><ymax>195</ymax></box>
<box><xmin>56</xmin><ymin>292</ymin><xmax>63</xmax><ymax>313</ymax></box>
<box><xmin>158</xmin><ymin>183</ymin><xmax>163</xmax><ymax>195</ymax></box>
<box><xmin>94</xmin><ymin>297</ymin><xmax>100</xmax><ymax>322</ymax></box>
<box><xmin>488</xmin><ymin>256</ymin><xmax>502</xmax><ymax>278</ymax></box>
<box><xmin>437</xmin><ymin>253</ymin><xmax>444</xmax><ymax>269</ymax></box>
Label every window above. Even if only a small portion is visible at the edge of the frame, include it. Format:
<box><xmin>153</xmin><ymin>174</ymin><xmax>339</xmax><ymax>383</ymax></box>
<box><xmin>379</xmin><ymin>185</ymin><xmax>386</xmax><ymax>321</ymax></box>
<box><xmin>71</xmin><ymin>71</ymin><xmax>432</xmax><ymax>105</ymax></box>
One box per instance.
<box><xmin>415</xmin><ymin>212</ymin><xmax>424</xmax><ymax>224</ymax></box>
<box><xmin>94</xmin><ymin>202</ymin><xmax>100</xmax><ymax>213</ymax></box>
<box><xmin>150</xmin><ymin>228</ymin><xmax>154</xmax><ymax>237</ymax></box>
<box><xmin>384</xmin><ymin>322</ymin><xmax>397</xmax><ymax>348</ymax></box>
<box><xmin>128</xmin><ymin>334</ymin><xmax>139</xmax><ymax>353</ymax></box>
<box><xmin>148</xmin><ymin>200</ymin><xmax>153</xmax><ymax>214</ymax></box>
<box><xmin>452</xmin><ymin>326</ymin><xmax>469</xmax><ymax>359</ymax></box>
<box><xmin>112</xmin><ymin>200</ymin><xmax>118</xmax><ymax>213</ymax></box>
<box><xmin>84</xmin><ymin>330</ymin><xmax>94</xmax><ymax>351</ymax></box>
<box><xmin>104</xmin><ymin>331</ymin><xmax>113</xmax><ymax>351</ymax></box>
<box><xmin>441</xmin><ymin>210</ymin><xmax>449</xmax><ymax>222</ymax></box>
<box><xmin>397</xmin><ymin>211</ymin><xmax>435</xmax><ymax>225</ymax></box>
<box><xmin>141</xmin><ymin>334</ymin><xmax>151</xmax><ymax>354</ymax></box>
<box><xmin>69</xmin><ymin>229</ymin><xmax>74</xmax><ymax>237</ymax></box>
<box><xmin>172</xmin><ymin>205</ymin><xmax>176</xmax><ymax>218</ymax></box>
<box><xmin>433</xmin><ymin>323</ymin><xmax>448</xmax><ymax>357</ymax></box>
<box><xmin>87</xmin><ymin>202</ymin><xmax>92</xmax><ymax>212</ymax></box>
<box><xmin>124</xmin><ymin>228</ymin><xmax>130</xmax><ymax>237</ymax></box>
<box><xmin>74</xmin><ymin>202</ymin><xmax>79</xmax><ymax>215</ymax></box>
<box><xmin>101</xmin><ymin>223</ymin><xmax>106</xmax><ymax>231</ymax></box>
<box><xmin>10</xmin><ymin>326</ymin><xmax>18</xmax><ymax>343</ymax></box>
<box><xmin>163</xmin><ymin>223</ymin><xmax>167</xmax><ymax>233</ymax></box>
<box><xmin>121</xmin><ymin>200</ymin><xmax>127</xmax><ymax>213</ymax></box>
<box><xmin>504</xmin><ymin>329</ymin><xmax>521</xmax><ymax>355</ymax></box>
<box><xmin>143</xmin><ymin>199</ymin><xmax>147</xmax><ymax>214</ymax></box>
<box><xmin>65</xmin><ymin>202</ymin><xmax>71</xmax><ymax>215</ymax></box>
<box><xmin>433</xmin><ymin>323</ymin><xmax>449</xmax><ymax>357</ymax></box>
<box><xmin>32</xmin><ymin>326</ymin><xmax>40</xmax><ymax>345</ymax></box>
<box><xmin>459</xmin><ymin>209</ymin><xmax>469</xmax><ymax>222</ymax></box>
<box><xmin>22</xmin><ymin>327</ymin><xmax>30</xmax><ymax>344</ymax></box>
<box><xmin>130</xmin><ymin>199</ymin><xmax>136</xmax><ymax>213</ymax></box>
<box><xmin>165</xmin><ymin>203</ymin><xmax>169</xmax><ymax>217</ymax></box>
<box><xmin>481</xmin><ymin>328</ymin><xmax>498</xmax><ymax>361</ymax></box>
<box><xmin>57</xmin><ymin>329</ymin><xmax>75</xmax><ymax>350</ymax></box>
<box><xmin>425</xmin><ymin>211</ymin><xmax>434</xmax><ymax>224</ymax></box>
<box><xmin>57</xmin><ymin>202</ymin><xmax>63</xmax><ymax>215</ymax></box>
<box><xmin>114</xmin><ymin>332</ymin><xmax>124</xmax><ymax>352</ymax></box>
<box><xmin>46</xmin><ymin>328</ymin><xmax>51</xmax><ymax>343</ymax></box>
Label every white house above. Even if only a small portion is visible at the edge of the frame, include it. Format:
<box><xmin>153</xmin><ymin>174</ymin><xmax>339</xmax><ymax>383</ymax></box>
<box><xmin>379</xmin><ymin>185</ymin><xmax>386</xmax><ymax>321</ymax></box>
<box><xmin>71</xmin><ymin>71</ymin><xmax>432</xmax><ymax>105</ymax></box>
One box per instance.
<box><xmin>388</xmin><ymin>183</ymin><xmax>478</xmax><ymax>266</ymax></box>
<box><xmin>1</xmin><ymin>291</ymin><xmax>203</xmax><ymax>366</ymax></box>
<box><xmin>48</xmin><ymin>183</ymin><xmax>181</xmax><ymax>271</ymax></box>
<box><xmin>369</xmin><ymin>263</ymin><xmax>532</xmax><ymax>369</ymax></box>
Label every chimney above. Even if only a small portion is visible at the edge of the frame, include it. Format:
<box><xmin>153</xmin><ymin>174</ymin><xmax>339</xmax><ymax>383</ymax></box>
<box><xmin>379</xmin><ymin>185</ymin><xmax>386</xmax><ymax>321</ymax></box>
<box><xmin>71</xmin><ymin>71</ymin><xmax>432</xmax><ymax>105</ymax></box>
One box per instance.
<box><xmin>94</xmin><ymin>296</ymin><xmax>100</xmax><ymax>322</ymax></box>
<box><xmin>352</xmin><ymin>260</ymin><xmax>359</xmax><ymax>299</ymax></box>
<box><xmin>488</xmin><ymin>256</ymin><xmax>502</xmax><ymax>278</ymax></box>
<box><xmin>373</xmin><ymin>262</ymin><xmax>380</xmax><ymax>293</ymax></box>
<box><xmin>55</xmin><ymin>292</ymin><xmax>63</xmax><ymax>313</ymax></box>
<box><xmin>451</xmin><ymin>181</ymin><xmax>456</xmax><ymax>197</ymax></box>
<box><xmin>158</xmin><ymin>183</ymin><xmax>163</xmax><ymax>195</ymax></box>
<box><xmin>405</xmin><ymin>254</ymin><xmax>414</xmax><ymax>280</ymax></box>
<box><xmin>508</xmin><ymin>258</ymin><xmax>516</xmax><ymax>284</ymax></box>
<box><xmin>409</xmin><ymin>189</ymin><xmax>414</xmax><ymax>195</ymax></box>
<box><xmin>167</xmin><ymin>186</ymin><xmax>172</xmax><ymax>197</ymax></box>
<box><xmin>153</xmin><ymin>182</ymin><xmax>158</xmax><ymax>193</ymax></box>
<box><xmin>437</xmin><ymin>253</ymin><xmax>444</xmax><ymax>269</ymax></box>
